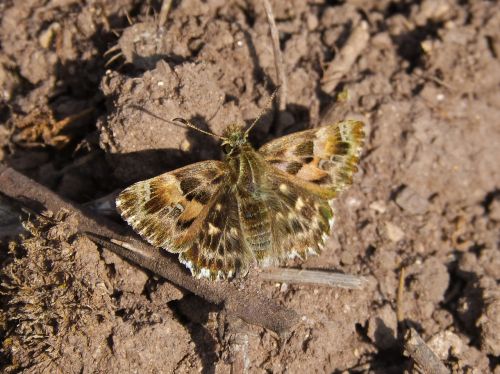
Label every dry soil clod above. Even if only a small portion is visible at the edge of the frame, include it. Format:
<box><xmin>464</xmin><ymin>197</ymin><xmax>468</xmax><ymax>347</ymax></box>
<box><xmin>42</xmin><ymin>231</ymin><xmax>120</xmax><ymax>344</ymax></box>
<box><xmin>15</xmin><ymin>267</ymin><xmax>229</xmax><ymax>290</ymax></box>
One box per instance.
<box><xmin>321</xmin><ymin>21</ymin><xmax>370</xmax><ymax>93</ymax></box>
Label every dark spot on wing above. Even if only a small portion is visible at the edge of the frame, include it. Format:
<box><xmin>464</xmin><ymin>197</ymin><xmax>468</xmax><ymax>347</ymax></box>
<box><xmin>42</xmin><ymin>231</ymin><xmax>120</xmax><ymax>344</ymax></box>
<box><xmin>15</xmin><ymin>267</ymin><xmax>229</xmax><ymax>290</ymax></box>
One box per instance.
<box><xmin>172</xmin><ymin>205</ymin><xmax>184</xmax><ymax>217</ymax></box>
<box><xmin>193</xmin><ymin>189</ymin><xmax>211</xmax><ymax>204</ymax></box>
<box><xmin>334</xmin><ymin>141</ymin><xmax>351</xmax><ymax>156</ymax></box>
<box><xmin>176</xmin><ymin>217</ymin><xmax>196</xmax><ymax>230</ymax></box>
<box><xmin>216</xmin><ymin>259</ymin><xmax>223</xmax><ymax>269</ymax></box>
<box><xmin>180</xmin><ymin>177</ymin><xmax>199</xmax><ymax>196</ymax></box>
<box><xmin>190</xmin><ymin>243</ymin><xmax>200</xmax><ymax>260</ymax></box>
<box><xmin>217</xmin><ymin>244</ymin><xmax>225</xmax><ymax>255</ymax></box>
<box><xmin>290</xmin><ymin>218</ymin><xmax>303</xmax><ymax>232</ymax></box>
<box><xmin>286</xmin><ymin>161</ymin><xmax>302</xmax><ymax>175</ymax></box>
<box><xmin>211</xmin><ymin>174</ymin><xmax>224</xmax><ymax>185</ymax></box>
<box><xmin>294</xmin><ymin>140</ymin><xmax>314</xmax><ymax>157</ymax></box>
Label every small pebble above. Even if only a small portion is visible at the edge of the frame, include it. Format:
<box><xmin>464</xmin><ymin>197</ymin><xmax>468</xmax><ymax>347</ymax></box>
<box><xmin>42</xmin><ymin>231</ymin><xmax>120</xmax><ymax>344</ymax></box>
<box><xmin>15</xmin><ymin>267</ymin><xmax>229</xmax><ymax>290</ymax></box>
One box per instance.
<box><xmin>366</xmin><ymin>304</ymin><xmax>397</xmax><ymax>349</ymax></box>
<box><xmin>384</xmin><ymin>222</ymin><xmax>405</xmax><ymax>242</ymax></box>
<box><xmin>180</xmin><ymin>139</ymin><xmax>191</xmax><ymax>152</ymax></box>
<box><xmin>39</xmin><ymin>22</ymin><xmax>61</xmax><ymax>49</ymax></box>
<box><xmin>395</xmin><ymin>187</ymin><xmax>429</xmax><ymax>215</ymax></box>
<box><xmin>427</xmin><ymin>330</ymin><xmax>464</xmax><ymax>359</ymax></box>
<box><xmin>306</xmin><ymin>14</ymin><xmax>319</xmax><ymax>30</ymax></box>
<box><xmin>369</xmin><ymin>200</ymin><xmax>387</xmax><ymax>213</ymax></box>
<box><xmin>488</xmin><ymin>199</ymin><xmax>500</xmax><ymax>221</ymax></box>
<box><xmin>340</xmin><ymin>251</ymin><xmax>355</xmax><ymax>265</ymax></box>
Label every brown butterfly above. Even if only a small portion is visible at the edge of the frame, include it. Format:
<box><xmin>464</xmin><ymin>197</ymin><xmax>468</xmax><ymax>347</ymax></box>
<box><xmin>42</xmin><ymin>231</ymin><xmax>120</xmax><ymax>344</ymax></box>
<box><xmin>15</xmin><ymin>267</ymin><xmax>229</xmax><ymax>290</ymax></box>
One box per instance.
<box><xmin>116</xmin><ymin>96</ymin><xmax>364</xmax><ymax>280</ymax></box>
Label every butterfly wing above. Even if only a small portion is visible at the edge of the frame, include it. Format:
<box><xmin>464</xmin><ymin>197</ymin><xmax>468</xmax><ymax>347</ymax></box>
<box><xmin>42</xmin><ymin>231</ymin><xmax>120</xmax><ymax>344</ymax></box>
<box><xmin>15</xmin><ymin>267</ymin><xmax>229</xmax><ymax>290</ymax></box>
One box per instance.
<box><xmin>116</xmin><ymin>160</ymin><xmax>252</xmax><ymax>279</ymax></box>
<box><xmin>253</xmin><ymin>120</ymin><xmax>364</xmax><ymax>263</ymax></box>
<box><xmin>264</xmin><ymin>170</ymin><xmax>335</xmax><ymax>263</ymax></box>
<box><xmin>259</xmin><ymin>120</ymin><xmax>365</xmax><ymax>194</ymax></box>
<box><xmin>215</xmin><ymin>147</ymin><xmax>335</xmax><ymax>266</ymax></box>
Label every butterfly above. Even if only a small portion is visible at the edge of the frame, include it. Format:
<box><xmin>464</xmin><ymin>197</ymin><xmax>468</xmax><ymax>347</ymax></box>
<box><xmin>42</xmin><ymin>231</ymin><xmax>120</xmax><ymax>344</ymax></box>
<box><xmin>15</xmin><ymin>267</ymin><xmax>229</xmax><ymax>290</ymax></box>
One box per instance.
<box><xmin>116</xmin><ymin>97</ymin><xmax>364</xmax><ymax>280</ymax></box>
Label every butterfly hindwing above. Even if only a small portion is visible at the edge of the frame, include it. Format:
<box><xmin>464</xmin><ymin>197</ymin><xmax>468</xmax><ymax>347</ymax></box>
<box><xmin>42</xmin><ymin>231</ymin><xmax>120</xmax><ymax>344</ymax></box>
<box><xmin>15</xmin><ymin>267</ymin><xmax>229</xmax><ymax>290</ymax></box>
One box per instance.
<box><xmin>244</xmin><ymin>168</ymin><xmax>335</xmax><ymax>265</ymax></box>
<box><xmin>259</xmin><ymin>120</ymin><xmax>364</xmax><ymax>194</ymax></box>
<box><xmin>224</xmin><ymin>146</ymin><xmax>335</xmax><ymax>266</ymax></box>
<box><xmin>179</xmin><ymin>184</ymin><xmax>254</xmax><ymax>279</ymax></box>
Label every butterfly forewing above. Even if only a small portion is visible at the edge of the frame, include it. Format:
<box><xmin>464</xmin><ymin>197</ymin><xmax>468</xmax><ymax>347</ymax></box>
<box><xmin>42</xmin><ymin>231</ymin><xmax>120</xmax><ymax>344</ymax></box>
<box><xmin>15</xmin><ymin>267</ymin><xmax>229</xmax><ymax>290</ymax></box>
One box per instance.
<box><xmin>116</xmin><ymin>160</ymin><xmax>229</xmax><ymax>251</ymax></box>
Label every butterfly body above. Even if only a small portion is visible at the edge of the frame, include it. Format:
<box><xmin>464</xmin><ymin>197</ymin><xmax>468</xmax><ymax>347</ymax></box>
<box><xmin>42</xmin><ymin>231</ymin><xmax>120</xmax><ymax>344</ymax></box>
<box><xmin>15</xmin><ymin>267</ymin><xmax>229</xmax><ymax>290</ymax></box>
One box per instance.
<box><xmin>116</xmin><ymin>120</ymin><xmax>364</xmax><ymax>280</ymax></box>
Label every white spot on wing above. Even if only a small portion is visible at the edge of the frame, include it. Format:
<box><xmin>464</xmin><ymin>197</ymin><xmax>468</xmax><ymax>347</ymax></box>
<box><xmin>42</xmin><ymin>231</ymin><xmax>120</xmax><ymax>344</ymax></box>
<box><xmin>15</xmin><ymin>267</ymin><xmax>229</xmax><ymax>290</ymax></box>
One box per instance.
<box><xmin>307</xmin><ymin>247</ymin><xmax>317</xmax><ymax>255</ymax></box>
<box><xmin>199</xmin><ymin>268</ymin><xmax>210</xmax><ymax>278</ymax></box>
<box><xmin>295</xmin><ymin>197</ymin><xmax>305</xmax><ymax>210</ymax></box>
<box><xmin>279</xmin><ymin>183</ymin><xmax>288</xmax><ymax>193</ymax></box>
<box><xmin>208</xmin><ymin>223</ymin><xmax>220</xmax><ymax>235</ymax></box>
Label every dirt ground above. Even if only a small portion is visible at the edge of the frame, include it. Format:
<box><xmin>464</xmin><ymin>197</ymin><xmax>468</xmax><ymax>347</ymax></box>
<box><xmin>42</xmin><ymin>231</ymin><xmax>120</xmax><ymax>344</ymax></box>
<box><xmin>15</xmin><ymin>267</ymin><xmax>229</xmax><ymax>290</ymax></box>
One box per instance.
<box><xmin>0</xmin><ymin>0</ymin><xmax>499</xmax><ymax>373</ymax></box>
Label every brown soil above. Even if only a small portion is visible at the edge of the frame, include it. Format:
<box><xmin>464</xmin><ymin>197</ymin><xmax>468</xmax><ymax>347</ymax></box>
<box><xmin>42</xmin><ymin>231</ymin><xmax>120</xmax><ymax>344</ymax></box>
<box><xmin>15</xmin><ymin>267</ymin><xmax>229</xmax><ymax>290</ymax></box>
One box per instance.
<box><xmin>1</xmin><ymin>0</ymin><xmax>499</xmax><ymax>373</ymax></box>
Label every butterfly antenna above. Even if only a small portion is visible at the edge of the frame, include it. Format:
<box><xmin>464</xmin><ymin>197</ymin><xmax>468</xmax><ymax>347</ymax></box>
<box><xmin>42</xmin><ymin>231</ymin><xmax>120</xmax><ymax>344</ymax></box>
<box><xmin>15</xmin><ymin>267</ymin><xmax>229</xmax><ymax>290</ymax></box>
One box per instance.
<box><xmin>245</xmin><ymin>87</ymin><xmax>280</xmax><ymax>136</ymax></box>
<box><xmin>172</xmin><ymin>118</ymin><xmax>227</xmax><ymax>140</ymax></box>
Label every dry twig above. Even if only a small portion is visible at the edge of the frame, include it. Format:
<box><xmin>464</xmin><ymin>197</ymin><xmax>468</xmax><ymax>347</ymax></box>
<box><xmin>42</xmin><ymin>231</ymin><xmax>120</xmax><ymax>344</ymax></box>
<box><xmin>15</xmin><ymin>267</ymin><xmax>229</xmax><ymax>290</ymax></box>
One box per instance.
<box><xmin>404</xmin><ymin>328</ymin><xmax>449</xmax><ymax>374</ymax></box>
<box><xmin>0</xmin><ymin>166</ymin><xmax>299</xmax><ymax>336</ymax></box>
<box><xmin>158</xmin><ymin>0</ymin><xmax>174</xmax><ymax>27</ymax></box>
<box><xmin>260</xmin><ymin>268</ymin><xmax>366</xmax><ymax>289</ymax></box>
<box><xmin>396</xmin><ymin>266</ymin><xmax>406</xmax><ymax>323</ymax></box>
<box><xmin>262</xmin><ymin>0</ymin><xmax>287</xmax><ymax>112</ymax></box>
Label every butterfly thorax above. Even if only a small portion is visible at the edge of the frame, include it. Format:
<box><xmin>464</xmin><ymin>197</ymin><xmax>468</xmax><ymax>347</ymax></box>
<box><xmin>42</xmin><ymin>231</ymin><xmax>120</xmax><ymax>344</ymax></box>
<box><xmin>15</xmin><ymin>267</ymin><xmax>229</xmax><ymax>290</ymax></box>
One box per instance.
<box><xmin>220</xmin><ymin>124</ymin><xmax>266</xmax><ymax>192</ymax></box>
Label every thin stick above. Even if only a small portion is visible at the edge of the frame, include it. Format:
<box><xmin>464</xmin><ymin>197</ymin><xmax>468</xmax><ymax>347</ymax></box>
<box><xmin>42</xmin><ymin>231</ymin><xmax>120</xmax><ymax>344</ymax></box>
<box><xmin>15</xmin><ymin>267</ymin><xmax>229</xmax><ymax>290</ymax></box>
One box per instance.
<box><xmin>262</xmin><ymin>0</ymin><xmax>287</xmax><ymax>112</ymax></box>
<box><xmin>124</xmin><ymin>9</ymin><xmax>133</xmax><ymax>26</ymax></box>
<box><xmin>103</xmin><ymin>44</ymin><xmax>121</xmax><ymax>57</ymax></box>
<box><xmin>404</xmin><ymin>328</ymin><xmax>449</xmax><ymax>374</ymax></box>
<box><xmin>105</xmin><ymin>52</ymin><xmax>124</xmax><ymax>67</ymax></box>
<box><xmin>158</xmin><ymin>0</ymin><xmax>174</xmax><ymax>27</ymax></box>
<box><xmin>259</xmin><ymin>268</ymin><xmax>366</xmax><ymax>289</ymax></box>
<box><xmin>0</xmin><ymin>166</ymin><xmax>299</xmax><ymax>336</ymax></box>
<box><xmin>396</xmin><ymin>266</ymin><xmax>406</xmax><ymax>323</ymax></box>
<box><xmin>50</xmin><ymin>108</ymin><xmax>94</xmax><ymax>136</ymax></box>
<box><xmin>228</xmin><ymin>326</ymin><xmax>249</xmax><ymax>374</ymax></box>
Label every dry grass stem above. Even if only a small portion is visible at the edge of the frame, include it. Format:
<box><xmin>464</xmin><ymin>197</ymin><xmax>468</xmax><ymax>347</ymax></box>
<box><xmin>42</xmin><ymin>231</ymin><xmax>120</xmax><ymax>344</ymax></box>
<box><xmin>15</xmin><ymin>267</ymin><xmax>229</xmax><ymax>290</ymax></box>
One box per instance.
<box><xmin>262</xmin><ymin>0</ymin><xmax>287</xmax><ymax>111</ymax></box>
<box><xmin>260</xmin><ymin>268</ymin><xmax>366</xmax><ymax>289</ymax></box>
<box><xmin>159</xmin><ymin>0</ymin><xmax>174</xmax><ymax>27</ymax></box>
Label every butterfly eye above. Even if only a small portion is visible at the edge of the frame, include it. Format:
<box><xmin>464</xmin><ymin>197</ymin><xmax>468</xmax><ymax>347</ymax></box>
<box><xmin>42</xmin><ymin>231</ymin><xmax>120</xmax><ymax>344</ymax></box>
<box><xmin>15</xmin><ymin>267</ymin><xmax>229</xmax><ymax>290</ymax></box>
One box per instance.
<box><xmin>222</xmin><ymin>144</ymin><xmax>232</xmax><ymax>154</ymax></box>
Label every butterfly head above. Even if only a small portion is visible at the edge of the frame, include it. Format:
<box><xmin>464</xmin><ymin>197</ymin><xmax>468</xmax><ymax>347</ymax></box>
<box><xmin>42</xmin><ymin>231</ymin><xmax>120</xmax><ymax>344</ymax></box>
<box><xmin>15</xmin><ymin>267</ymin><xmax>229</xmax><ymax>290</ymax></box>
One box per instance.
<box><xmin>221</xmin><ymin>124</ymin><xmax>248</xmax><ymax>156</ymax></box>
